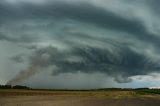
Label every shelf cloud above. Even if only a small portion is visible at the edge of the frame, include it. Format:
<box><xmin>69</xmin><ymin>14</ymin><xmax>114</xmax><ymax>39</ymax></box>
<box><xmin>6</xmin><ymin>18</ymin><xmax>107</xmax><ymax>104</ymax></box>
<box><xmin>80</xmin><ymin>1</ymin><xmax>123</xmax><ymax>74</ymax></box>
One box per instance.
<box><xmin>1</xmin><ymin>0</ymin><xmax>160</xmax><ymax>88</ymax></box>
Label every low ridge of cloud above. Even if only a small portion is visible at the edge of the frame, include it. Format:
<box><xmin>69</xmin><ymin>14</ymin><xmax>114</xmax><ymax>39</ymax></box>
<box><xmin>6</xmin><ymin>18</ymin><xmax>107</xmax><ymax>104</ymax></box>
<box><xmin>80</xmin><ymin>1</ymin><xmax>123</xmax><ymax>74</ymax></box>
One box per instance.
<box><xmin>0</xmin><ymin>0</ymin><xmax>160</xmax><ymax>88</ymax></box>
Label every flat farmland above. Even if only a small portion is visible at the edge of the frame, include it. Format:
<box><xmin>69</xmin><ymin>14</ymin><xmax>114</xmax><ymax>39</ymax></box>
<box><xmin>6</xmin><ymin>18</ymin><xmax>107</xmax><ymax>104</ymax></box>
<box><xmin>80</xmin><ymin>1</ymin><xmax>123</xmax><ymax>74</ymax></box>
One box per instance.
<box><xmin>0</xmin><ymin>89</ymin><xmax>160</xmax><ymax>106</ymax></box>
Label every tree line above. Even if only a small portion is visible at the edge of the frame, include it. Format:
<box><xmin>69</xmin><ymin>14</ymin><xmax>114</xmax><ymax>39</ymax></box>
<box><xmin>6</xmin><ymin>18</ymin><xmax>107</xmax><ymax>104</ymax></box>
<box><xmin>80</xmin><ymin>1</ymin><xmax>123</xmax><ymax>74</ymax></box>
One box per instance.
<box><xmin>0</xmin><ymin>85</ymin><xmax>30</xmax><ymax>89</ymax></box>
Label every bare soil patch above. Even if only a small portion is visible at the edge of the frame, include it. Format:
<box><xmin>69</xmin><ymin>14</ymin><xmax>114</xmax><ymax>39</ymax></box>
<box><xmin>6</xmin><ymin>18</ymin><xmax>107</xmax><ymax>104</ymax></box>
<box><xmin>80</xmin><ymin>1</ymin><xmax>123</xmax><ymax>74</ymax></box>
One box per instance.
<box><xmin>0</xmin><ymin>90</ymin><xmax>160</xmax><ymax>106</ymax></box>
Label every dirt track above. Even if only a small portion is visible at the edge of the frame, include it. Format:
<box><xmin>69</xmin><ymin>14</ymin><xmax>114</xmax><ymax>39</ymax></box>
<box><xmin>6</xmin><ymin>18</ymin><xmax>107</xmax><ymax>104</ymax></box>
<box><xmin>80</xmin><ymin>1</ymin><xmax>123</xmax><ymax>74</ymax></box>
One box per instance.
<box><xmin>1</xmin><ymin>90</ymin><xmax>160</xmax><ymax>106</ymax></box>
<box><xmin>1</xmin><ymin>95</ymin><xmax>160</xmax><ymax>106</ymax></box>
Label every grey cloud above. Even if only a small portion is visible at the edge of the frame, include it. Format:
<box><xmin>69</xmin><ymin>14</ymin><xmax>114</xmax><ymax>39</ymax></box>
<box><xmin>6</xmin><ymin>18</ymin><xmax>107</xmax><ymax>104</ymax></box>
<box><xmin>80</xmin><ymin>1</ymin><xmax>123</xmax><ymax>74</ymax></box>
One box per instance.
<box><xmin>53</xmin><ymin>46</ymin><xmax>158</xmax><ymax>77</ymax></box>
<box><xmin>0</xmin><ymin>31</ymin><xmax>36</xmax><ymax>43</ymax></box>
<box><xmin>114</xmin><ymin>76</ymin><xmax>132</xmax><ymax>83</ymax></box>
<box><xmin>7</xmin><ymin>44</ymin><xmax>160</xmax><ymax>85</ymax></box>
<box><xmin>0</xmin><ymin>33</ymin><xmax>14</xmax><ymax>42</ymax></box>
<box><xmin>2</xmin><ymin>0</ymin><xmax>160</xmax><ymax>88</ymax></box>
<box><xmin>10</xmin><ymin>54</ymin><xmax>24</xmax><ymax>63</ymax></box>
<box><xmin>143</xmin><ymin>0</ymin><xmax>160</xmax><ymax>14</ymax></box>
<box><xmin>0</xmin><ymin>2</ymin><xmax>148</xmax><ymax>35</ymax></box>
<box><xmin>0</xmin><ymin>1</ymin><xmax>160</xmax><ymax>46</ymax></box>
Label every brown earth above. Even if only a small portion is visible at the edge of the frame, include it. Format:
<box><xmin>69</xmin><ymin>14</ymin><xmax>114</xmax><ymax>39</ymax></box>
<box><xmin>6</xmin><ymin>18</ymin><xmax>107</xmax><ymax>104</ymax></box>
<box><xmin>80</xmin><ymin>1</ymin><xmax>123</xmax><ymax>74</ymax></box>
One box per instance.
<box><xmin>0</xmin><ymin>89</ymin><xmax>160</xmax><ymax>106</ymax></box>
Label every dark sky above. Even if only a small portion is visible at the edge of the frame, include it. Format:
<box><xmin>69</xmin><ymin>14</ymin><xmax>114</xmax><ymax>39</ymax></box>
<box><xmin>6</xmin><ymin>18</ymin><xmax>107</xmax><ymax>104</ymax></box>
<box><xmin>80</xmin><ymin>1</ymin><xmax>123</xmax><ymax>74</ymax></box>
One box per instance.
<box><xmin>1</xmin><ymin>0</ymin><xmax>160</xmax><ymax>89</ymax></box>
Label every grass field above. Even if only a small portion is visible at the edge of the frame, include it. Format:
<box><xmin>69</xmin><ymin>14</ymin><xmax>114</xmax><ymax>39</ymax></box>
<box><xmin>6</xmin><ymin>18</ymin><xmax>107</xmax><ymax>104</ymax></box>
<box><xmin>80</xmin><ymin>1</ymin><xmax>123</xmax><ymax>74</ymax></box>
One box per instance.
<box><xmin>0</xmin><ymin>89</ymin><xmax>160</xmax><ymax>106</ymax></box>
<box><xmin>140</xmin><ymin>89</ymin><xmax>160</xmax><ymax>94</ymax></box>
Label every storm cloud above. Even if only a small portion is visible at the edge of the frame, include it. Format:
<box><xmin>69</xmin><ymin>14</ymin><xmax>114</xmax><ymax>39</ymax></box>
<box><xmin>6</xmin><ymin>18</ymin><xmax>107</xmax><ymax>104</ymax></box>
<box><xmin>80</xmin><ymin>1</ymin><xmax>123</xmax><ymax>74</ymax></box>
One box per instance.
<box><xmin>1</xmin><ymin>0</ymin><xmax>160</xmax><ymax>88</ymax></box>
<box><xmin>7</xmin><ymin>44</ymin><xmax>160</xmax><ymax>85</ymax></box>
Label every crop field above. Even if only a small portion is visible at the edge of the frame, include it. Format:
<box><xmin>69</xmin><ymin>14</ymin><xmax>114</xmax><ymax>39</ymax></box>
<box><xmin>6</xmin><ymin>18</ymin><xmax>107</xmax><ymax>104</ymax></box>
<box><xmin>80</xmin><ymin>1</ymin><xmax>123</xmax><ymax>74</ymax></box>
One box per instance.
<box><xmin>0</xmin><ymin>89</ymin><xmax>160</xmax><ymax>106</ymax></box>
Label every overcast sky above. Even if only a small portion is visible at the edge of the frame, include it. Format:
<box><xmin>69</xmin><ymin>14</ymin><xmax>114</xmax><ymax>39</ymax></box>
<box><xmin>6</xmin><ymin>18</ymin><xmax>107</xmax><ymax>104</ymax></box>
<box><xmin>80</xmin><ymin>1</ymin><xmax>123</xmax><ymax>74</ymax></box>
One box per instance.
<box><xmin>1</xmin><ymin>0</ymin><xmax>160</xmax><ymax>89</ymax></box>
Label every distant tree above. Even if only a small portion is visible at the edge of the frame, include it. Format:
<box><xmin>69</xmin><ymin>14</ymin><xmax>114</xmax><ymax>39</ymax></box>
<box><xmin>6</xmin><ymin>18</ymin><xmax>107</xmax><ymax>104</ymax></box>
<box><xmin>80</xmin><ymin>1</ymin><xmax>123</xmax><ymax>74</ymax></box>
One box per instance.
<box><xmin>0</xmin><ymin>85</ymin><xmax>30</xmax><ymax>89</ymax></box>
<box><xmin>135</xmin><ymin>88</ymin><xmax>149</xmax><ymax>90</ymax></box>
<box><xmin>12</xmin><ymin>85</ymin><xmax>30</xmax><ymax>89</ymax></box>
<box><xmin>0</xmin><ymin>85</ymin><xmax>12</xmax><ymax>89</ymax></box>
